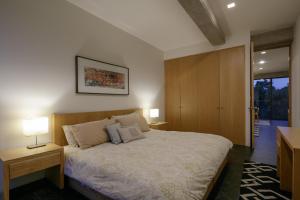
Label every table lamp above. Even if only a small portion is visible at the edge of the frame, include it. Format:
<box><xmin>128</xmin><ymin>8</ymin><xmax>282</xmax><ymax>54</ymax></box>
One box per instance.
<box><xmin>149</xmin><ymin>108</ymin><xmax>159</xmax><ymax>123</ymax></box>
<box><xmin>22</xmin><ymin>117</ymin><xmax>48</xmax><ymax>149</ymax></box>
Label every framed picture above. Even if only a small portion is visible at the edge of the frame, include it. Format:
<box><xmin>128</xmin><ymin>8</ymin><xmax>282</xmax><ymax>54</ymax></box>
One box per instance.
<box><xmin>76</xmin><ymin>56</ymin><xmax>129</xmax><ymax>95</ymax></box>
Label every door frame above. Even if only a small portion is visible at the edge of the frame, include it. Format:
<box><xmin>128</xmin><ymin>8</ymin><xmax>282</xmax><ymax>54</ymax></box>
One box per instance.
<box><xmin>250</xmin><ymin>43</ymin><xmax>292</xmax><ymax>149</ymax></box>
<box><xmin>288</xmin><ymin>45</ymin><xmax>292</xmax><ymax>126</ymax></box>
<box><xmin>250</xmin><ymin>42</ymin><xmax>255</xmax><ymax>149</ymax></box>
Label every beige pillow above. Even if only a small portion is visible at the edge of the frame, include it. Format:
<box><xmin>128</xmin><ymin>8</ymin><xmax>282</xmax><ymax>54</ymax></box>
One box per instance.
<box><xmin>62</xmin><ymin>125</ymin><xmax>78</xmax><ymax>147</ymax></box>
<box><xmin>138</xmin><ymin>116</ymin><xmax>150</xmax><ymax>132</ymax></box>
<box><xmin>116</xmin><ymin>113</ymin><xmax>139</xmax><ymax>126</ymax></box>
<box><xmin>71</xmin><ymin>119</ymin><xmax>114</xmax><ymax>149</ymax></box>
<box><xmin>115</xmin><ymin>112</ymin><xmax>150</xmax><ymax>132</ymax></box>
<box><xmin>117</xmin><ymin>126</ymin><xmax>145</xmax><ymax>143</ymax></box>
<box><xmin>111</xmin><ymin>113</ymin><xmax>135</xmax><ymax>122</ymax></box>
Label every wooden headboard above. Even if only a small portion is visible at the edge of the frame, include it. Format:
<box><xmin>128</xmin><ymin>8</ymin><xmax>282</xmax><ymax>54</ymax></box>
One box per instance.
<box><xmin>52</xmin><ymin>108</ymin><xmax>142</xmax><ymax>146</ymax></box>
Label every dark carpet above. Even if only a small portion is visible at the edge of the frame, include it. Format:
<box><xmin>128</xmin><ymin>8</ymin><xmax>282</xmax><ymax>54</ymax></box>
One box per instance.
<box><xmin>10</xmin><ymin>180</ymin><xmax>87</xmax><ymax>200</ymax></box>
<box><xmin>239</xmin><ymin>161</ymin><xmax>291</xmax><ymax>200</ymax></box>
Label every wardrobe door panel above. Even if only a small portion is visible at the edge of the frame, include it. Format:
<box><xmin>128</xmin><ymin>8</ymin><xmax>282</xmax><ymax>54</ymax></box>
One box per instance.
<box><xmin>220</xmin><ymin>46</ymin><xmax>245</xmax><ymax>145</ymax></box>
<box><xmin>179</xmin><ymin>55</ymin><xmax>199</xmax><ymax>132</ymax></box>
<box><xmin>165</xmin><ymin>60</ymin><xmax>181</xmax><ymax>131</ymax></box>
<box><xmin>197</xmin><ymin>52</ymin><xmax>220</xmax><ymax>134</ymax></box>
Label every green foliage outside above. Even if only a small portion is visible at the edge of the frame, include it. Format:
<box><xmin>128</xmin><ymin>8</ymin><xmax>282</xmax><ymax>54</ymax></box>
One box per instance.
<box><xmin>254</xmin><ymin>79</ymin><xmax>288</xmax><ymax>120</ymax></box>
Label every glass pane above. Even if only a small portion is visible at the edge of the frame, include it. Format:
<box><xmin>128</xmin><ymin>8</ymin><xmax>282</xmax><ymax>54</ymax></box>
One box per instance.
<box><xmin>254</xmin><ymin>79</ymin><xmax>271</xmax><ymax>120</ymax></box>
<box><xmin>271</xmin><ymin>78</ymin><xmax>289</xmax><ymax>120</ymax></box>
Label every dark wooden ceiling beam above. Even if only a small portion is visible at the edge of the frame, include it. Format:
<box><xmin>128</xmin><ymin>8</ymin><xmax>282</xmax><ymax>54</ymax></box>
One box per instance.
<box><xmin>177</xmin><ymin>0</ymin><xmax>225</xmax><ymax>45</ymax></box>
<box><xmin>251</xmin><ymin>27</ymin><xmax>294</xmax><ymax>51</ymax></box>
<box><xmin>254</xmin><ymin>71</ymin><xmax>289</xmax><ymax>79</ymax></box>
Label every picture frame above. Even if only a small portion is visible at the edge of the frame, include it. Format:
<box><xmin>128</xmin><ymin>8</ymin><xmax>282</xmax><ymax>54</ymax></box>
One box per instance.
<box><xmin>76</xmin><ymin>56</ymin><xmax>129</xmax><ymax>95</ymax></box>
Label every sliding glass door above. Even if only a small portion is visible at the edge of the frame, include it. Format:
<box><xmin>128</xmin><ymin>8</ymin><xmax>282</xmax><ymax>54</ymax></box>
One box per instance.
<box><xmin>271</xmin><ymin>78</ymin><xmax>289</xmax><ymax>120</ymax></box>
<box><xmin>254</xmin><ymin>77</ymin><xmax>289</xmax><ymax>121</ymax></box>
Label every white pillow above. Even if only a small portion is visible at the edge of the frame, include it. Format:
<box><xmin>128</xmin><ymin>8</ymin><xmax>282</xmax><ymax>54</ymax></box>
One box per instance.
<box><xmin>62</xmin><ymin>125</ymin><xmax>78</xmax><ymax>147</ymax></box>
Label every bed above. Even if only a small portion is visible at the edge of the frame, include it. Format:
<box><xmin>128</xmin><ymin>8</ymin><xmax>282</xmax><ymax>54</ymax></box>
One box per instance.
<box><xmin>52</xmin><ymin>108</ymin><xmax>233</xmax><ymax>200</ymax></box>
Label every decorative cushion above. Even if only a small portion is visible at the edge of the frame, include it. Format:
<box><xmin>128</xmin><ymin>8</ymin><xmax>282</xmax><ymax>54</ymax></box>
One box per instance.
<box><xmin>106</xmin><ymin>123</ymin><xmax>122</xmax><ymax>144</ymax></box>
<box><xmin>71</xmin><ymin>119</ymin><xmax>114</xmax><ymax>149</ymax></box>
<box><xmin>62</xmin><ymin>125</ymin><xmax>78</xmax><ymax>147</ymax></box>
<box><xmin>113</xmin><ymin>112</ymin><xmax>150</xmax><ymax>132</ymax></box>
<box><xmin>117</xmin><ymin>126</ymin><xmax>145</xmax><ymax>143</ymax></box>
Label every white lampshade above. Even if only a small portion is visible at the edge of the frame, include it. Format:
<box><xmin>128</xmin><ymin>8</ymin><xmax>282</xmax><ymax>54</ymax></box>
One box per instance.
<box><xmin>22</xmin><ymin>117</ymin><xmax>48</xmax><ymax>136</ymax></box>
<box><xmin>149</xmin><ymin>109</ymin><xmax>159</xmax><ymax>118</ymax></box>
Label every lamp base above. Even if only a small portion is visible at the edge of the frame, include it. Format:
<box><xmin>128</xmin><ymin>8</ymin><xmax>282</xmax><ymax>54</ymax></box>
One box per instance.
<box><xmin>27</xmin><ymin>143</ymin><xmax>46</xmax><ymax>149</ymax></box>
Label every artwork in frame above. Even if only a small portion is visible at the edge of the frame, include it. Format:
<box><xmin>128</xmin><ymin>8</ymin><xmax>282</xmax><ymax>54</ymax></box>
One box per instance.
<box><xmin>76</xmin><ymin>56</ymin><xmax>129</xmax><ymax>95</ymax></box>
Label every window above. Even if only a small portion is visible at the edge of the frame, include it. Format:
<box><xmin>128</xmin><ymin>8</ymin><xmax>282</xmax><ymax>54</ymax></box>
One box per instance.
<box><xmin>254</xmin><ymin>77</ymin><xmax>289</xmax><ymax>120</ymax></box>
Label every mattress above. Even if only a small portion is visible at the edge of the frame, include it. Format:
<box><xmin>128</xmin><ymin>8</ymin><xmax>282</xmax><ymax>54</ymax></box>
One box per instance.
<box><xmin>64</xmin><ymin>129</ymin><xmax>233</xmax><ymax>200</ymax></box>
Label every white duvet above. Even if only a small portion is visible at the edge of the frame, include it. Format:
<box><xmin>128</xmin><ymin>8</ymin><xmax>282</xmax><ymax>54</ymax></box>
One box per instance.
<box><xmin>64</xmin><ymin>129</ymin><xmax>233</xmax><ymax>200</ymax></box>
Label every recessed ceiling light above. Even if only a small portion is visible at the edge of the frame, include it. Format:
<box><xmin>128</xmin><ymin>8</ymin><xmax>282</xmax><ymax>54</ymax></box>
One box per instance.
<box><xmin>259</xmin><ymin>67</ymin><xmax>263</xmax><ymax>70</ymax></box>
<box><xmin>261</xmin><ymin>51</ymin><xmax>266</xmax><ymax>55</ymax></box>
<box><xmin>259</xmin><ymin>60</ymin><xmax>266</xmax><ymax>64</ymax></box>
<box><xmin>227</xmin><ymin>2</ymin><xmax>236</xmax><ymax>9</ymax></box>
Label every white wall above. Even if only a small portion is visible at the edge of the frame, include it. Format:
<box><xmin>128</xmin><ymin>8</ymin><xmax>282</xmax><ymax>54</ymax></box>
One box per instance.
<box><xmin>292</xmin><ymin>16</ymin><xmax>300</xmax><ymax>127</ymax></box>
<box><xmin>0</xmin><ymin>0</ymin><xmax>164</xmax><ymax>192</ymax></box>
<box><xmin>165</xmin><ymin>31</ymin><xmax>251</xmax><ymax>147</ymax></box>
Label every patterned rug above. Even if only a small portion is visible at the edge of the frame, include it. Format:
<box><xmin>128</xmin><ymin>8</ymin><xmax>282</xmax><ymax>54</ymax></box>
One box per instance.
<box><xmin>239</xmin><ymin>161</ymin><xmax>291</xmax><ymax>200</ymax></box>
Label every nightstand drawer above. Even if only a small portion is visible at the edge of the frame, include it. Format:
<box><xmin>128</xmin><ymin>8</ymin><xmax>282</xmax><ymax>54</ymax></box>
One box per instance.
<box><xmin>0</xmin><ymin>144</ymin><xmax>64</xmax><ymax>200</ymax></box>
<box><xmin>10</xmin><ymin>152</ymin><xmax>61</xmax><ymax>178</ymax></box>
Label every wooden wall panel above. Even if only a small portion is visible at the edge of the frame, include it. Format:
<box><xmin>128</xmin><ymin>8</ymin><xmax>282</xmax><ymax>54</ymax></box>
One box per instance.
<box><xmin>219</xmin><ymin>46</ymin><xmax>245</xmax><ymax>145</ymax></box>
<box><xmin>179</xmin><ymin>55</ymin><xmax>200</xmax><ymax>132</ymax></box>
<box><xmin>165</xmin><ymin>59</ymin><xmax>181</xmax><ymax>131</ymax></box>
<box><xmin>165</xmin><ymin>52</ymin><xmax>221</xmax><ymax>133</ymax></box>
<box><xmin>165</xmin><ymin>46</ymin><xmax>245</xmax><ymax>145</ymax></box>
<box><xmin>197</xmin><ymin>52</ymin><xmax>220</xmax><ymax>134</ymax></box>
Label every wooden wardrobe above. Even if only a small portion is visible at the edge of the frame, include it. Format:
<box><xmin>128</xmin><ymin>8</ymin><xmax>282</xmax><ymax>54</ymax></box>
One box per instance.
<box><xmin>165</xmin><ymin>46</ymin><xmax>245</xmax><ymax>145</ymax></box>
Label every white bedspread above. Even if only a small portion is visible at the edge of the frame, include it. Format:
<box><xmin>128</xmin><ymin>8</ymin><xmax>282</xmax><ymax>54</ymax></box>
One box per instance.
<box><xmin>64</xmin><ymin>130</ymin><xmax>233</xmax><ymax>200</ymax></box>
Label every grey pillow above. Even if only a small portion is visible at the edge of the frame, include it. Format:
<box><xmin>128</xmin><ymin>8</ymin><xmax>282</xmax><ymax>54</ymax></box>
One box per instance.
<box><xmin>106</xmin><ymin>123</ymin><xmax>122</xmax><ymax>144</ymax></box>
<box><xmin>117</xmin><ymin>126</ymin><xmax>145</xmax><ymax>143</ymax></box>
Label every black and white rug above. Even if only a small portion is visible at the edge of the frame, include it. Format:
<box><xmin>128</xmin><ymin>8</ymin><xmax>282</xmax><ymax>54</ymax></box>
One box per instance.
<box><xmin>239</xmin><ymin>161</ymin><xmax>291</xmax><ymax>200</ymax></box>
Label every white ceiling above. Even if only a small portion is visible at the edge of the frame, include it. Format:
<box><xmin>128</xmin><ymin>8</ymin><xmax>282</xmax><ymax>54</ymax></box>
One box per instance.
<box><xmin>67</xmin><ymin>0</ymin><xmax>208</xmax><ymax>51</ymax></box>
<box><xmin>254</xmin><ymin>47</ymin><xmax>289</xmax><ymax>75</ymax></box>
<box><xmin>209</xmin><ymin>0</ymin><xmax>300</xmax><ymax>36</ymax></box>
<box><xmin>67</xmin><ymin>0</ymin><xmax>300</xmax><ymax>51</ymax></box>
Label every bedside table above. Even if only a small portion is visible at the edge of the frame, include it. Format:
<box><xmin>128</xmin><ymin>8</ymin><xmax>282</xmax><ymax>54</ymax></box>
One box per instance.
<box><xmin>149</xmin><ymin>122</ymin><xmax>168</xmax><ymax>130</ymax></box>
<box><xmin>0</xmin><ymin>143</ymin><xmax>64</xmax><ymax>200</ymax></box>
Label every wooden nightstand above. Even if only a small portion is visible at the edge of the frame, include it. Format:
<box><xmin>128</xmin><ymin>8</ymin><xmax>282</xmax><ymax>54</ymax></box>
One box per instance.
<box><xmin>277</xmin><ymin>127</ymin><xmax>300</xmax><ymax>199</ymax></box>
<box><xmin>0</xmin><ymin>143</ymin><xmax>64</xmax><ymax>200</ymax></box>
<box><xmin>149</xmin><ymin>122</ymin><xmax>168</xmax><ymax>130</ymax></box>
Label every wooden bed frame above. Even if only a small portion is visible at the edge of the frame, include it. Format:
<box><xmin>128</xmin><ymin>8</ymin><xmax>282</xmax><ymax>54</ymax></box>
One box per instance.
<box><xmin>52</xmin><ymin>108</ymin><xmax>141</xmax><ymax>146</ymax></box>
<box><xmin>52</xmin><ymin>108</ymin><xmax>228</xmax><ymax>200</ymax></box>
